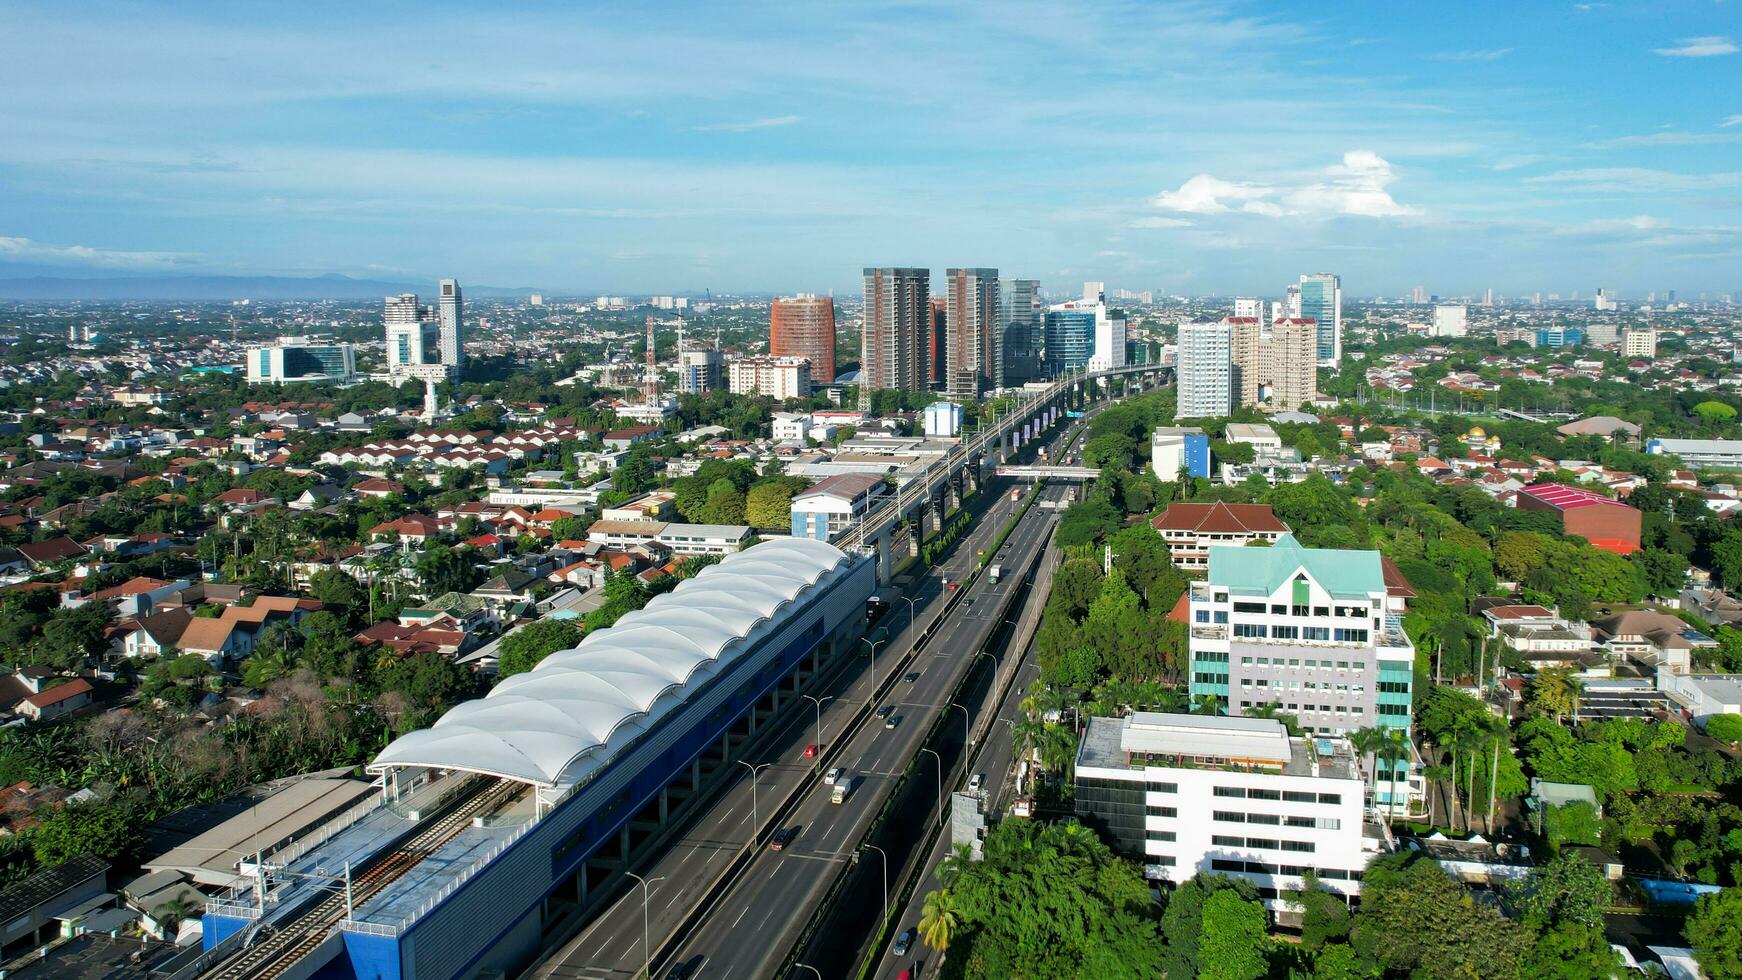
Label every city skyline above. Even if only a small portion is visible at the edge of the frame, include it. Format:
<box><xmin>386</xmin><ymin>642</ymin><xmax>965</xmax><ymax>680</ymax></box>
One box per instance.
<box><xmin>1</xmin><ymin>3</ymin><xmax>1739</xmax><ymax>295</ymax></box>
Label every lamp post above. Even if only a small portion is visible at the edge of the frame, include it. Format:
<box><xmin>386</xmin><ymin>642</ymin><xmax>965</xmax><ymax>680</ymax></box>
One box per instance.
<box><xmin>794</xmin><ymin>967</ymin><xmax>823</xmax><ymax>980</ymax></box>
<box><xmin>625</xmin><ymin>871</ymin><xmax>665</xmax><ymax>980</ymax></box>
<box><xmin>799</xmin><ymin>694</ymin><xmax>833</xmax><ymax>759</ymax></box>
<box><xmin>947</xmin><ymin>701</ymin><xmax>972</xmax><ymax>749</ymax></box>
<box><xmin>863</xmin><ymin>844</ymin><xmax>889</xmax><ymax>932</ymax></box>
<box><xmin>902</xmin><ymin>594</ymin><xmax>920</xmax><ymax>636</ymax></box>
<box><xmin>918</xmin><ymin>747</ymin><xmax>945</xmax><ymax>829</ymax></box>
<box><xmin>736</xmin><ymin>761</ymin><xmax>772</xmax><ymax>838</ymax></box>
<box><xmin>861</xmin><ymin>636</ymin><xmax>884</xmax><ymax>695</ymax></box>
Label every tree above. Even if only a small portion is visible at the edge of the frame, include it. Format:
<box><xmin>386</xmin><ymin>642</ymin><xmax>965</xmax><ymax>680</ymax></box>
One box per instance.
<box><xmin>31</xmin><ymin>800</ymin><xmax>143</xmax><ymax>866</ymax></box>
<box><xmin>1351</xmin><ymin>854</ymin><xmax>1532</xmax><ymax>980</ymax></box>
<box><xmin>698</xmin><ymin>478</ymin><xmax>747</xmax><ymax>525</ymax></box>
<box><xmin>744</xmin><ymin>477</ymin><xmax>808</xmax><ymax>529</ymax></box>
<box><xmin>1694</xmin><ymin>400</ymin><xmax>1738</xmax><ymax>427</ymax></box>
<box><xmin>415</xmin><ymin>546</ymin><xmax>483</xmax><ymax>596</ymax></box>
<box><xmin>1292</xmin><ymin>871</ymin><xmax>1352</xmax><ymax>949</ymax></box>
<box><xmin>1685</xmin><ymin>888</ymin><xmax>1742</xmax><ymax>979</ymax></box>
<box><xmin>1056</xmin><ymin>499</ymin><xmax>1121</xmax><ymax>548</ymax></box>
<box><xmin>1520</xmin><ymin>922</ymin><xmax>1625</xmax><ymax>980</ymax></box>
<box><xmin>1507</xmin><ymin>853</ymin><xmax>1612</xmax><ymax>931</ymax></box>
<box><xmin>1544</xmin><ymin>801</ymin><xmax>1604</xmax><ymax>850</ymax></box>
<box><xmin>918</xmin><ymin>886</ymin><xmax>959</xmax><ymax>952</ymax></box>
<box><xmin>1634</xmin><ymin>548</ymin><xmax>1689</xmax><ymax>596</ymax></box>
<box><xmin>1199</xmin><ymin>889</ymin><xmax>1269</xmax><ymax>980</ymax></box>
<box><xmin>1528</xmin><ymin>668</ymin><xmax>1580</xmax><ymax>720</ymax></box>
<box><xmin>1161</xmin><ymin>874</ymin><xmax>1260</xmax><ymax>980</ymax></box>
<box><xmin>1704</xmin><ymin>714</ymin><xmax>1742</xmax><ymax>744</ymax></box>
<box><xmin>496</xmin><ymin>620</ymin><xmax>583</xmax><ymax>678</ymax></box>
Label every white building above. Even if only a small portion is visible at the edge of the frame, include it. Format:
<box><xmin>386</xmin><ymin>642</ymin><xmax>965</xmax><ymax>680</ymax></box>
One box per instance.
<box><xmin>438</xmin><ymin>279</ymin><xmax>464</xmax><ymax>378</ymax></box>
<box><xmin>923</xmin><ymin>401</ymin><xmax>964</xmax><ymax>438</ymax></box>
<box><xmin>678</xmin><ymin>348</ymin><xmax>723</xmax><ymax>395</ymax></box>
<box><xmin>245</xmin><ymin>337</ymin><xmax>356</xmax><ymax>384</ymax></box>
<box><xmin>771</xmin><ymin>412</ymin><xmax>812</xmax><ymax>443</ymax></box>
<box><xmin>1177</xmin><ymin>321</ymin><xmax>1234</xmax><ymax>418</ymax></box>
<box><xmin>728</xmin><ymin>355</ymin><xmax>812</xmax><ymax>399</ymax></box>
<box><xmin>790</xmin><ymin>473</ymin><xmax>885</xmax><ymax>542</ymax></box>
<box><xmin>1623</xmin><ymin>329</ymin><xmax>1657</xmax><ymax>359</ymax></box>
<box><xmin>1431</xmin><ymin>305</ymin><xmax>1467</xmax><ymax>338</ymax></box>
<box><xmin>1075</xmin><ymin>713</ymin><xmax>1377</xmax><ymax>904</ymax></box>
<box><xmin>1234</xmin><ymin>297</ymin><xmax>1264</xmax><ymax>320</ymax></box>
<box><xmin>1224</xmin><ymin>423</ymin><xmax>1283</xmax><ymax>452</ymax></box>
<box><xmin>385</xmin><ymin>289</ymin><xmax>460</xmax><ymax>381</ymax></box>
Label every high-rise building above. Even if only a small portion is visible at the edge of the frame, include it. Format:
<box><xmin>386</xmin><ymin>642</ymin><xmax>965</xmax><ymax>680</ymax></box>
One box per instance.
<box><xmin>1229</xmin><ymin>317</ymin><xmax>1317</xmax><ymax>412</ymax></box>
<box><xmin>1482</xmin><ymin>287</ymin><xmax>1494</xmax><ymax>307</ymax></box>
<box><xmin>1297</xmin><ymin>273</ymin><xmax>1341</xmax><ymax>366</ymax></box>
<box><xmin>926</xmin><ymin>296</ymin><xmax>948</xmax><ymax>386</ymax></box>
<box><xmin>1000</xmin><ymin>278</ymin><xmax>1041</xmax><ymax>384</ymax></box>
<box><xmin>246</xmin><ymin>337</ymin><xmax>357</xmax><ymax>384</ymax></box>
<box><xmin>1176</xmin><ymin>320</ymin><xmax>1234</xmax><ymax>418</ymax></box>
<box><xmin>945</xmin><ymin>268</ymin><xmax>1001</xmax><ymax>400</ymax></box>
<box><xmin>770</xmin><ymin>295</ymin><xmax>838</xmax><ymax>383</ymax></box>
<box><xmin>1623</xmin><ymin>328</ymin><xmax>1657</xmax><ymax>359</ymax></box>
<box><xmin>1188</xmin><ymin>534</ymin><xmax>1415</xmax><ymax>737</ymax></box>
<box><xmin>728</xmin><ymin>355</ymin><xmax>812</xmax><ymax>400</ymax></box>
<box><xmin>438</xmin><ymin>279</ymin><xmax>464</xmax><ymax>379</ymax></box>
<box><xmin>1411</xmin><ymin>286</ymin><xmax>1426</xmax><ymax>304</ymax></box>
<box><xmin>529</xmin><ymin>293</ymin><xmax>543</xmax><ymax>306</ymax></box>
<box><xmin>678</xmin><ymin>348</ymin><xmax>723</xmax><ymax>394</ymax></box>
<box><xmin>1431</xmin><ymin>304</ymin><xmax>1468</xmax><ymax>338</ymax></box>
<box><xmin>1042</xmin><ymin>310</ymin><xmax>1096</xmax><ymax>375</ymax></box>
<box><xmin>1234</xmin><ymin>298</ymin><xmax>1264</xmax><ymax>321</ymax></box>
<box><xmin>861</xmin><ymin>268</ymin><xmax>928</xmax><ymax>395</ymax></box>
<box><xmin>384</xmin><ymin>292</ymin><xmax>448</xmax><ymax>381</ymax></box>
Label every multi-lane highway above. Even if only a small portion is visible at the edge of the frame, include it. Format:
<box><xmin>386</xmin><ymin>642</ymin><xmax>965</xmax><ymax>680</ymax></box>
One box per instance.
<box><xmin>533</xmin><ymin>448</ymin><xmax>1064</xmax><ymax>980</ymax></box>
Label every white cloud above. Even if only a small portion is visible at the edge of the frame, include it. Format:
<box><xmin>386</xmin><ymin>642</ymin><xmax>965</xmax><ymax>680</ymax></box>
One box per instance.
<box><xmin>1722</xmin><ymin>115</ymin><xmax>1742</xmax><ymax>128</ymax></box>
<box><xmin>1432</xmin><ymin>48</ymin><xmax>1514</xmax><ymax>61</ymax></box>
<box><xmin>0</xmin><ymin>235</ymin><xmax>193</xmax><ymax>269</ymax></box>
<box><xmin>691</xmin><ymin>115</ymin><xmax>801</xmax><ymax>133</ymax></box>
<box><xmin>1526</xmin><ymin>167</ymin><xmax>1742</xmax><ymax>192</ymax></box>
<box><xmin>1128</xmin><ymin>216</ymin><xmax>1194</xmax><ymax>229</ymax></box>
<box><xmin>1151</xmin><ymin>151</ymin><xmax>1416</xmax><ymax>219</ymax></box>
<box><xmin>1653</xmin><ymin>35</ymin><xmax>1738</xmax><ymax>57</ymax></box>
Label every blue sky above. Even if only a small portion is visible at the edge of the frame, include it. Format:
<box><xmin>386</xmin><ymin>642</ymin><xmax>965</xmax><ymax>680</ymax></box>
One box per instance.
<box><xmin>1</xmin><ymin>1</ymin><xmax>1739</xmax><ymax>297</ymax></box>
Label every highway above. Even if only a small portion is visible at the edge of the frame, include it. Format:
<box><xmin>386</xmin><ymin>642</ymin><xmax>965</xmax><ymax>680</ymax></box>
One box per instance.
<box><xmin>534</xmin><ymin>444</ymin><xmax>1064</xmax><ymax>979</ymax></box>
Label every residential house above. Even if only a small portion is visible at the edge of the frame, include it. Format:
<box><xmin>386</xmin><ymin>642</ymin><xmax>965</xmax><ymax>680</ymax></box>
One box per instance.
<box><xmin>113</xmin><ymin>606</ymin><xmax>197</xmax><ymax>659</ymax></box>
<box><xmin>16</xmin><ymin>678</ymin><xmax>95</xmax><ymax>721</ymax></box>
<box><xmin>1592</xmin><ymin>609</ymin><xmax>1715</xmax><ymax>672</ymax></box>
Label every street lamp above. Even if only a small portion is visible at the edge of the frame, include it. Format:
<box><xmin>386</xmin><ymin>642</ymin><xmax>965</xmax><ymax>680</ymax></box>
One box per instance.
<box><xmin>902</xmin><ymin>594</ymin><xmax>920</xmax><ymax>636</ymax></box>
<box><xmin>625</xmin><ymin>871</ymin><xmax>665</xmax><ymax>980</ymax></box>
<box><xmin>799</xmin><ymin>694</ymin><xmax>833</xmax><ymax>759</ymax></box>
<box><xmin>736</xmin><ymin>760</ymin><xmax>772</xmax><ymax>838</ymax></box>
<box><xmin>863</xmin><ymin>844</ymin><xmax>889</xmax><ymax>932</ymax></box>
<box><xmin>793</xmin><ymin>966</ymin><xmax>823</xmax><ymax>980</ymax></box>
<box><xmin>861</xmin><ymin>636</ymin><xmax>884</xmax><ymax>694</ymax></box>
<box><xmin>918</xmin><ymin>747</ymin><xmax>945</xmax><ymax>829</ymax></box>
<box><xmin>947</xmin><ymin>701</ymin><xmax>972</xmax><ymax>749</ymax></box>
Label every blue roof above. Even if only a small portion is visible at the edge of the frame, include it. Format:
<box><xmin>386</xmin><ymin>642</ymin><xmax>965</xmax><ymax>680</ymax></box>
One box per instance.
<box><xmin>1206</xmin><ymin>534</ymin><xmax>1384</xmax><ymax>599</ymax></box>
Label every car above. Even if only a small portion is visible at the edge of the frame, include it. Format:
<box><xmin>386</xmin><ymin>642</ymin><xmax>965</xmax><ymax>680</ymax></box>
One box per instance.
<box><xmin>803</xmin><ymin>743</ymin><xmax>818</xmax><ymax>758</ymax></box>
<box><xmin>825</xmin><ymin>767</ymin><xmax>844</xmax><ymax>786</ymax></box>
<box><xmin>893</xmin><ymin>929</ymin><xmax>915</xmax><ymax>956</ymax></box>
<box><xmin>969</xmin><ymin>773</ymin><xmax>985</xmax><ymax>793</ymax></box>
<box><xmin>877</xmin><ymin>704</ymin><xmax>895</xmax><ymax>718</ymax></box>
<box><xmin>904</xmin><ymin>671</ymin><xmax>920</xmax><ymax>683</ymax></box>
<box><xmin>885</xmin><ymin>715</ymin><xmax>901</xmax><ymax>730</ymax></box>
<box><xmin>770</xmin><ymin>827</ymin><xmax>797</xmax><ymax>851</ymax></box>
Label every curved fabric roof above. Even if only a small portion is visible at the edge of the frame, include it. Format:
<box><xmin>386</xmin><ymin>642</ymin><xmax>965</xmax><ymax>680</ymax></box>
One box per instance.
<box><xmin>369</xmin><ymin>538</ymin><xmax>853</xmax><ymax>788</ymax></box>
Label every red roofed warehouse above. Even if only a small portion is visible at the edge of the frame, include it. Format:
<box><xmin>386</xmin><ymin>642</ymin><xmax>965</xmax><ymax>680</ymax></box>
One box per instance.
<box><xmin>1149</xmin><ymin>502</ymin><xmax>1289</xmax><ymax>570</ymax></box>
<box><xmin>1516</xmin><ymin>482</ymin><xmax>1641</xmax><ymax>555</ymax></box>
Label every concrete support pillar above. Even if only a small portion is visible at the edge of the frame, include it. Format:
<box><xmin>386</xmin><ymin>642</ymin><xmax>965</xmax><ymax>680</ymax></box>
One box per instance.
<box><xmin>875</xmin><ymin>531</ymin><xmax>893</xmax><ymax>585</ymax></box>
<box><xmin>620</xmin><ymin>826</ymin><xmax>631</xmax><ymax>861</ymax></box>
<box><xmin>748</xmin><ymin>703</ymin><xmax>758</xmax><ymax>735</ymax></box>
<box><xmin>578</xmin><ymin>870</ymin><xmax>588</xmax><ymax>902</ymax></box>
<box><xmin>692</xmin><ymin>757</ymin><xmax>702</xmax><ymax>792</ymax></box>
<box><xmin>720</xmin><ymin>730</ymin><xmax>731</xmax><ymax>758</ymax></box>
<box><xmin>659</xmin><ymin>787</ymin><xmax>669</xmax><ymax>824</ymax></box>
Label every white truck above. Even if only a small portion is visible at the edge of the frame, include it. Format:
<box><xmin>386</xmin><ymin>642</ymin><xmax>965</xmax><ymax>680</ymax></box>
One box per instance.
<box><xmin>830</xmin><ymin>775</ymin><xmax>854</xmax><ymax>804</ymax></box>
<box><xmin>988</xmin><ymin>564</ymin><xmax>1003</xmax><ymax>583</ymax></box>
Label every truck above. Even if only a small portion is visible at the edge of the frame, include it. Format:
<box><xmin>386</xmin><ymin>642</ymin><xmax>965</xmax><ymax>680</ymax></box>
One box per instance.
<box><xmin>988</xmin><ymin>564</ymin><xmax>1003</xmax><ymax>583</ymax></box>
<box><xmin>831</xmin><ymin>776</ymin><xmax>854</xmax><ymax>804</ymax></box>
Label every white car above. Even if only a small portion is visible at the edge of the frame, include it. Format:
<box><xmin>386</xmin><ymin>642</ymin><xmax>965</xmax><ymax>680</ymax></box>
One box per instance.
<box><xmin>825</xmin><ymin>767</ymin><xmax>845</xmax><ymax>787</ymax></box>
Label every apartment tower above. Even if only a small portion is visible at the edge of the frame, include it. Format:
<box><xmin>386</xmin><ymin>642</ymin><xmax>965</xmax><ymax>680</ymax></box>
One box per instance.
<box><xmin>861</xmin><ymin>268</ymin><xmax>930</xmax><ymax>396</ymax></box>
<box><xmin>770</xmin><ymin>295</ymin><xmax>838</xmax><ymax>383</ymax></box>
<box><xmin>945</xmin><ymin>268</ymin><xmax>1001</xmax><ymax>401</ymax></box>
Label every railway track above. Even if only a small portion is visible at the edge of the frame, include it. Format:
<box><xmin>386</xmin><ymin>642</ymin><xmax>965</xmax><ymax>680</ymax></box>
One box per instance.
<box><xmin>202</xmin><ymin>779</ymin><xmax>518</xmax><ymax>980</ymax></box>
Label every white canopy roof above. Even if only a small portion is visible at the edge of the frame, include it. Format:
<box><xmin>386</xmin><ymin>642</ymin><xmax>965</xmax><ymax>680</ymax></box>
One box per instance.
<box><xmin>370</xmin><ymin>538</ymin><xmax>853</xmax><ymax>788</ymax></box>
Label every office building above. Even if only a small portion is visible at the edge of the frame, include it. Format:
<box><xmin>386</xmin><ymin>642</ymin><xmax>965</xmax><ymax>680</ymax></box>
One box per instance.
<box><xmin>1176</xmin><ymin>320</ymin><xmax>1234</xmax><ymax>418</ymax></box>
<box><xmin>770</xmin><ymin>295</ymin><xmax>838</xmax><ymax>383</ymax></box>
<box><xmin>438</xmin><ymin>279</ymin><xmax>464</xmax><ymax>378</ymax></box>
<box><xmin>1000</xmin><ymin>278</ymin><xmax>1041</xmax><ymax>384</ymax></box>
<box><xmin>790</xmin><ymin>474</ymin><xmax>886</xmax><ymax>542</ymax></box>
<box><xmin>1229</xmin><ymin>317</ymin><xmax>1317</xmax><ymax>413</ymax></box>
<box><xmin>923</xmin><ymin>401</ymin><xmax>964</xmax><ymax>438</ymax></box>
<box><xmin>1594</xmin><ymin>289</ymin><xmax>1617</xmax><ymax>312</ymax></box>
<box><xmin>728</xmin><ymin>355</ymin><xmax>812</xmax><ymax>400</ymax></box>
<box><xmin>1091</xmin><ymin>302</ymin><xmax>1128</xmax><ymax>373</ymax></box>
<box><xmin>1151</xmin><ymin>426</ymin><xmax>1210</xmax><ymax>481</ymax></box>
<box><xmin>1075</xmin><ymin>713</ymin><xmax>1375</xmax><ymax>903</ymax></box>
<box><xmin>1623</xmin><ymin>328</ymin><xmax>1657</xmax><ymax>359</ymax></box>
<box><xmin>384</xmin><ymin>292</ymin><xmax>449</xmax><ymax>381</ymax></box>
<box><xmin>1187</xmin><ymin>534</ymin><xmax>1414</xmax><ymax>737</ymax></box>
<box><xmin>677</xmin><ymin>348</ymin><xmax>723</xmax><ymax>395</ymax></box>
<box><xmin>1297</xmin><ymin>273</ymin><xmax>1342</xmax><ymax>366</ymax></box>
<box><xmin>1431</xmin><ymin>305</ymin><xmax>1467</xmax><ymax>338</ymax></box>
<box><xmin>1534</xmin><ymin>327</ymin><xmax>1584</xmax><ymax>349</ymax></box>
<box><xmin>1042</xmin><ymin>309</ymin><xmax>1096</xmax><ymax>375</ymax></box>
<box><xmin>861</xmin><ymin>268</ymin><xmax>929</xmax><ymax>393</ymax></box>
<box><xmin>246</xmin><ymin>337</ymin><xmax>356</xmax><ymax>384</ymax></box>
<box><xmin>945</xmin><ymin>268</ymin><xmax>1001</xmax><ymax>400</ymax></box>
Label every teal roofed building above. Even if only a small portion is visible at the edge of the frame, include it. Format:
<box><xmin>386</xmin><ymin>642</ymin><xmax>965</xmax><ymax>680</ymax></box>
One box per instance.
<box><xmin>1188</xmin><ymin>534</ymin><xmax>1422</xmax><ymax>813</ymax></box>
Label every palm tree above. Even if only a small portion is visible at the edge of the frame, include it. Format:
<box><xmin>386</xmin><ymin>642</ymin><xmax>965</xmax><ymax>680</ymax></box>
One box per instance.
<box><xmin>1349</xmin><ymin>726</ymin><xmax>1386</xmax><ymax>788</ymax></box>
<box><xmin>937</xmin><ymin>844</ymin><xmax>975</xmax><ymax>890</ymax></box>
<box><xmin>1422</xmin><ymin>762</ymin><xmax>1453</xmax><ymax>829</ymax></box>
<box><xmin>918</xmin><ymin>888</ymin><xmax>959</xmax><ymax>953</ymax></box>
<box><xmin>1380</xmin><ymin>729</ymin><xmax>1411</xmax><ymax>822</ymax></box>
<box><xmin>1192</xmin><ymin>692</ymin><xmax>1223</xmax><ymax>716</ymax></box>
<box><xmin>1011</xmin><ymin>717</ymin><xmax>1045</xmax><ymax>794</ymax></box>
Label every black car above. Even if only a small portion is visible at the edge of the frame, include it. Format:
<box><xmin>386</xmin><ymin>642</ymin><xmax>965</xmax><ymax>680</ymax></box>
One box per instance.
<box><xmin>770</xmin><ymin>827</ymin><xmax>798</xmax><ymax>851</ymax></box>
<box><xmin>904</xmin><ymin>671</ymin><xmax>920</xmax><ymax>683</ymax></box>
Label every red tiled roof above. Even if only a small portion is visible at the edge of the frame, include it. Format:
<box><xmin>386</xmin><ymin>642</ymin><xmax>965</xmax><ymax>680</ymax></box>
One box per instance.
<box><xmin>1151</xmin><ymin>502</ymin><xmax>1288</xmax><ymax>535</ymax></box>
<box><xmin>1519</xmin><ymin>482</ymin><xmax>1627</xmax><ymax>511</ymax></box>
<box><xmin>23</xmin><ymin>678</ymin><xmax>93</xmax><ymax>709</ymax></box>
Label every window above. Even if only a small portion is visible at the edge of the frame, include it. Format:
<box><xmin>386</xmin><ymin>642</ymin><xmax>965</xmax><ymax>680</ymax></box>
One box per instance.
<box><xmin>1378</xmin><ymin>703</ymin><xmax>1409</xmax><ymax>716</ymax></box>
<box><xmin>1319</xmin><ymin>793</ymin><xmax>1343</xmax><ymax>805</ymax></box>
<box><xmin>1334</xmin><ymin>628</ymin><xmax>1370</xmax><ymax>643</ymax></box>
<box><xmin>1196</xmin><ymin>610</ymin><xmax>1211</xmax><ymax>623</ymax></box>
<box><xmin>1148</xmin><ymin>782</ymin><xmax>1178</xmax><ymax>794</ymax></box>
<box><xmin>1214</xmin><ymin>611</ymin><xmax>1229</xmax><ymax>624</ymax></box>
<box><xmin>1378</xmin><ymin>680</ymin><xmax>1410</xmax><ymax>694</ymax></box>
<box><xmin>1213</xmin><ymin>786</ymin><xmax>1247</xmax><ymax>799</ymax></box>
<box><xmin>1271</xmin><ymin>604</ymin><xmax>1287</xmax><ymax>615</ymax></box>
<box><xmin>1147</xmin><ymin>805</ymin><xmax>1178</xmax><ymax>817</ymax></box>
<box><xmin>1273</xmin><ymin>626</ymin><xmax>1299</xmax><ymax>640</ymax></box>
<box><xmin>1246</xmin><ymin>812</ymin><xmax>1280</xmax><ymax>825</ymax></box>
<box><xmin>1248</xmin><ymin>788</ymin><xmax>1280</xmax><ymax>800</ymax></box>
<box><xmin>1153</xmin><ymin>855</ymin><xmax>1177</xmax><ymax>866</ymax></box>
<box><xmin>1246</xmin><ymin>838</ymin><xmax>1280</xmax><ymax>850</ymax></box>
<box><xmin>1279</xmin><ymin>840</ymin><xmax>1315</xmax><ymax>853</ymax></box>
<box><xmin>1213</xmin><ymin>811</ymin><xmax>1245</xmax><ymax>823</ymax></box>
<box><xmin>1234</xmin><ymin>602</ymin><xmax>1267</xmax><ymax>614</ymax></box>
<box><xmin>1147</xmin><ymin>830</ymin><xmax>1177</xmax><ymax>842</ymax></box>
<box><xmin>1303</xmin><ymin>627</ymin><xmax>1330</xmax><ymax>641</ymax></box>
<box><xmin>1212</xmin><ymin>835</ymin><xmax>1245</xmax><ymax>848</ymax></box>
<box><xmin>1314</xmin><ymin>606</ymin><xmax>1330</xmax><ymax>617</ymax></box>
<box><xmin>1292</xmin><ymin>605</ymin><xmax>1310</xmax><ymax>617</ymax></box>
<box><xmin>1234</xmin><ymin>623</ymin><xmax>1267</xmax><ymax>639</ymax></box>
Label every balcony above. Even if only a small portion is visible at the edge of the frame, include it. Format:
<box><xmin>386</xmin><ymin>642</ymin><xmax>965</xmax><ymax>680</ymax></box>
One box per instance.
<box><xmin>1192</xmin><ymin>625</ymin><xmax>1228</xmax><ymax>640</ymax></box>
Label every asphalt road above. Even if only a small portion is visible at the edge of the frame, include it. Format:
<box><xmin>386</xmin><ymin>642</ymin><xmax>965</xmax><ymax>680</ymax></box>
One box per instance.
<box><xmin>535</xmin><ymin>457</ymin><xmax>1060</xmax><ymax>980</ymax></box>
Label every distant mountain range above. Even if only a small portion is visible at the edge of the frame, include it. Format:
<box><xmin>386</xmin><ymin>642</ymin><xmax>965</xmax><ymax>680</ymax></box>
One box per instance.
<box><xmin>0</xmin><ymin>272</ymin><xmax>539</xmax><ymax>301</ymax></box>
